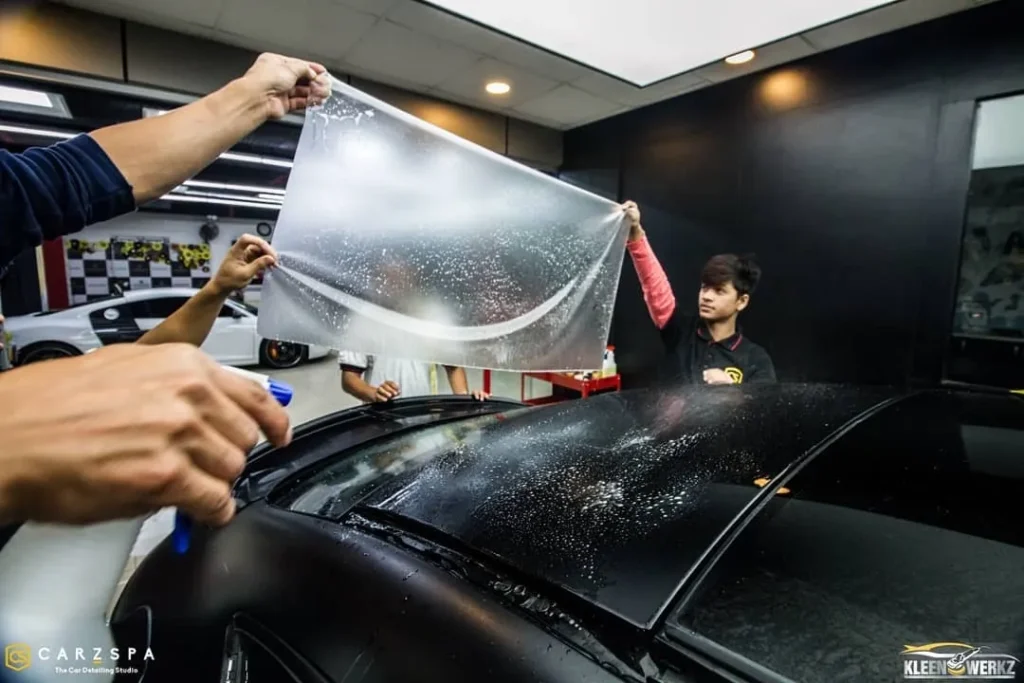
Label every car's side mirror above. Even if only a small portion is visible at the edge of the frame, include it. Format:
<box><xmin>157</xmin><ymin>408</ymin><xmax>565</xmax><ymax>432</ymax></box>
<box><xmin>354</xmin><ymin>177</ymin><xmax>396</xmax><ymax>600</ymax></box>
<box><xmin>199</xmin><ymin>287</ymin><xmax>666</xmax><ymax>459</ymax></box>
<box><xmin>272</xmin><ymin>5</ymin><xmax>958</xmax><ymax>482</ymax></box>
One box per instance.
<box><xmin>232</xmin><ymin>309</ymin><xmax>244</xmax><ymax>319</ymax></box>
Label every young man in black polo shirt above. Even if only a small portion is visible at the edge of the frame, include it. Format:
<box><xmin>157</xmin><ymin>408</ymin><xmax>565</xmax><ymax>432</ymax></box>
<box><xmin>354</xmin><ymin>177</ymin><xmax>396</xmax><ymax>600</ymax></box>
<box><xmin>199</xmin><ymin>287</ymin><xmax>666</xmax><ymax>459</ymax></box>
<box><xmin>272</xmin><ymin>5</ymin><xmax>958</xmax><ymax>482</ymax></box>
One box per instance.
<box><xmin>623</xmin><ymin>201</ymin><xmax>776</xmax><ymax>385</ymax></box>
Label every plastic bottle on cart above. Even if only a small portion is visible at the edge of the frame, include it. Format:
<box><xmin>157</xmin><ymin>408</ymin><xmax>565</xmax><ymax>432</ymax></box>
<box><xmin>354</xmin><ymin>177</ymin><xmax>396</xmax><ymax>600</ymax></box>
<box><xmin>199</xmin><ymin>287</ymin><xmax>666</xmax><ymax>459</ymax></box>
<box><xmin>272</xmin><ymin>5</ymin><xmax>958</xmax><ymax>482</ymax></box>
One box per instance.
<box><xmin>0</xmin><ymin>516</ymin><xmax>144</xmax><ymax>683</ymax></box>
<box><xmin>601</xmin><ymin>346</ymin><xmax>617</xmax><ymax>378</ymax></box>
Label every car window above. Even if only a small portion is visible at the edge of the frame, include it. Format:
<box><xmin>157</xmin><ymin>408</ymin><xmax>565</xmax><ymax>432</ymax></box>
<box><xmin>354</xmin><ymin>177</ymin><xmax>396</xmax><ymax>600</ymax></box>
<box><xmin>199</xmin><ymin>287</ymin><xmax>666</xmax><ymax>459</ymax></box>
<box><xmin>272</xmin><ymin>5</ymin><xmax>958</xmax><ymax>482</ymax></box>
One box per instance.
<box><xmin>669</xmin><ymin>391</ymin><xmax>1024</xmax><ymax>683</ymax></box>
<box><xmin>270</xmin><ymin>412</ymin><xmax>505</xmax><ymax>520</ymax></box>
<box><xmin>132</xmin><ymin>297</ymin><xmax>190</xmax><ymax>319</ymax></box>
<box><xmin>219</xmin><ymin>305</ymin><xmax>237</xmax><ymax>318</ymax></box>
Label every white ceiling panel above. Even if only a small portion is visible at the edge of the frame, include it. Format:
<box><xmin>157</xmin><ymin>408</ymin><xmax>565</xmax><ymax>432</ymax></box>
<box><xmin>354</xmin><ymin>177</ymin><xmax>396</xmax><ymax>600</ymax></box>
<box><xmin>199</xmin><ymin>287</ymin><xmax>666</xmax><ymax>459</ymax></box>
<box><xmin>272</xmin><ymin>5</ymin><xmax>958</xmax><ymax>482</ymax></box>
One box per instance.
<box><xmin>384</xmin><ymin>0</ymin><xmax>502</xmax><ymax>53</ymax></box>
<box><xmin>692</xmin><ymin>36</ymin><xmax>817</xmax><ymax>84</ymax></box>
<box><xmin>215</xmin><ymin>0</ymin><xmax>376</xmax><ymax>61</ymax></box>
<box><xmin>416</xmin><ymin>0</ymin><xmax>898</xmax><ymax>86</ymax></box>
<box><xmin>342</xmin><ymin>20</ymin><xmax>481</xmax><ymax>87</ymax></box>
<box><xmin>433</xmin><ymin>58</ymin><xmax>559</xmax><ymax>109</ymax></box>
<box><xmin>513</xmin><ymin>85</ymin><xmax>625</xmax><ymax>127</ymax></box>
<box><xmin>386</xmin><ymin>1</ymin><xmax>588</xmax><ymax>82</ymax></box>
<box><xmin>573</xmin><ymin>71</ymin><xmax>707</xmax><ymax>106</ymax></box>
<box><xmin>802</xmin><ymin>0</ymin><xmax>972</xmax><ymax>50</ymax></box>
<box><xmin>483</xmin><ymin>35</ymin><xmax>592</xmax><ymax>84</ymax></box>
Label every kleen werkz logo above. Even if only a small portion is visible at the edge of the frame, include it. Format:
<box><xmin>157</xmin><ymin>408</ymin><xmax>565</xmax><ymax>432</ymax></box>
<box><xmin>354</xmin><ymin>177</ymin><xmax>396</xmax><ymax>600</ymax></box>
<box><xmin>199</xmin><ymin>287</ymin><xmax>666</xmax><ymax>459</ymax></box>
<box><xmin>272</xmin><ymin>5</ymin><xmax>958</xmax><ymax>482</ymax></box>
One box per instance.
<box><xmin>902</xmin><ymin>642</ymin><xmax>1019</xmax><ymax>679</ymax></box>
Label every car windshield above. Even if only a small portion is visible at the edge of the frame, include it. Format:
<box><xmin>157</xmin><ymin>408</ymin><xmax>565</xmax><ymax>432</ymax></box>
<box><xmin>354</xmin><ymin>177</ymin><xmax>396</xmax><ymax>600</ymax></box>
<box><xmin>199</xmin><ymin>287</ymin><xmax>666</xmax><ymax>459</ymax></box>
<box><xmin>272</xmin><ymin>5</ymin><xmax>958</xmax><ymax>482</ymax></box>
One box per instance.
<box><xmin>273</xmin><ymin>384</ymin><xmax>892</xmax><ymax>627</ymax></box>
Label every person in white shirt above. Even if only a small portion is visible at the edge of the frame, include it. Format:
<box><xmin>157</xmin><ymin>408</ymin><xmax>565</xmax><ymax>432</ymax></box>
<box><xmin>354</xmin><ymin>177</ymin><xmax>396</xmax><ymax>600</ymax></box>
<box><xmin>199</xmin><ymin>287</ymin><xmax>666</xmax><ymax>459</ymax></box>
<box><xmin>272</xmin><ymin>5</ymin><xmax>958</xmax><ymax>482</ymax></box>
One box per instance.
<box><xmin>339</xmin><ymin>352</ymin><xmax>487</xmax><ymax>403</ymax></box>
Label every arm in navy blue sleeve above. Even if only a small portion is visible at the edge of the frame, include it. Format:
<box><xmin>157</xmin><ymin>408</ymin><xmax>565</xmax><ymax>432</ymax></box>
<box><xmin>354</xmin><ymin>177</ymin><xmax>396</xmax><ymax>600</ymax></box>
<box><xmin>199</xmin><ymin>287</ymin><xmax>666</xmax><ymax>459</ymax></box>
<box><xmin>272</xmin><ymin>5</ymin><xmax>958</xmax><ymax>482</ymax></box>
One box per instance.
<box><xmin>0</xmin><ymin>134</ymin><xmax>135</xmax><ymax>272</ymax></box>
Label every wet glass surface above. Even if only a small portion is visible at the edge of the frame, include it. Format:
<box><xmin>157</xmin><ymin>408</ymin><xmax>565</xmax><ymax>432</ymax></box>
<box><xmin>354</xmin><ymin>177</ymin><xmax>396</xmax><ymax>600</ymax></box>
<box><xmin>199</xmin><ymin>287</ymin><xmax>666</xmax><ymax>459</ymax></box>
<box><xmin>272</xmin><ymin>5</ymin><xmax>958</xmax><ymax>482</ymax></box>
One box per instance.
<box><xmin>257</xmin><ymin>77</ymin><xmax>628</xmax><ymax>371</ymax></box>
<box><xmin>279</xmin><ymin>383</ymin><xmax>892</xmax><ymax>626</ymax></box>
<box><xmin>675</xmin><ymin>391</ymin><xmax>1024</xmax><ymax>682</ymax></box>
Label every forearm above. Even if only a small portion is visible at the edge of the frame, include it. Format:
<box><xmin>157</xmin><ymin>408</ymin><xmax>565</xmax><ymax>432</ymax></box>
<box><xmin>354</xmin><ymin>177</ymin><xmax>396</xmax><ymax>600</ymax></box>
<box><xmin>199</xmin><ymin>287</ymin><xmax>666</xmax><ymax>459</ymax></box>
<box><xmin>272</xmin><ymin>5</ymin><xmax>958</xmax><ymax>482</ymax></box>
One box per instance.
<box><xmin>627</xmin><ymin>234</ymin><xmax>676</xmax><ymax>329</ymax></box>
<box><xmin>137</xmin><ymin>283</ymin><xmax>228</xmax><ymax>347</ymax></box>
<box><xmin>342</xmin><ymin>371</ymin><xmax>379</xmax><ymax>403</ymax></box>
<box><xmin>89</xmin><ymin>78</ymin><xmax>267</xmax><ymax>205</ymax></box>
<box><xmin>444</xmin><ymin>366</ymin><xmax>469</xmax><ymax>394</ymax></box>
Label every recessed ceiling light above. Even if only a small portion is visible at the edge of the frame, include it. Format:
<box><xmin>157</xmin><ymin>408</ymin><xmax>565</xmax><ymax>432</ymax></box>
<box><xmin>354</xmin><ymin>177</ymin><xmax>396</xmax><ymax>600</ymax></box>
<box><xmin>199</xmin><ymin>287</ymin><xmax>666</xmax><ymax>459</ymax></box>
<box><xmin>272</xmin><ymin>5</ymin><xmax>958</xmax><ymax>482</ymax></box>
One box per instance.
<box><xmin>0</xmin><ymin>84</ymin><xmax>52</xmax><ymax>107</ymax></box>
<box><xmin>0</xmin><ymin>84</ymin><xmax>71</xmax><ymax>118</ymax></box>
<box><xmin>485</xmin><ymin>81</ymin><xmax>511</xmax><ymax>95</ymax></box>
<box><xmin>725</xmin><ymin>50</ymin><xmax>756</xmax><ymax>65</ymax></box>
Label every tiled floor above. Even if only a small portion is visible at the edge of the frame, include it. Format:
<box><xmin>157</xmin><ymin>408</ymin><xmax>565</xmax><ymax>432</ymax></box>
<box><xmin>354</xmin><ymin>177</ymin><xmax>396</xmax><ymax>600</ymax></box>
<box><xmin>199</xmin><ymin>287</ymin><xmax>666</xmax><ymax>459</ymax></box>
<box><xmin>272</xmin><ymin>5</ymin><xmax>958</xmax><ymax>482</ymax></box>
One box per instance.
<box><xmin>109</xmin><ymin>355</ymin><xmax>549</xmax><ymax>613</ymax></box>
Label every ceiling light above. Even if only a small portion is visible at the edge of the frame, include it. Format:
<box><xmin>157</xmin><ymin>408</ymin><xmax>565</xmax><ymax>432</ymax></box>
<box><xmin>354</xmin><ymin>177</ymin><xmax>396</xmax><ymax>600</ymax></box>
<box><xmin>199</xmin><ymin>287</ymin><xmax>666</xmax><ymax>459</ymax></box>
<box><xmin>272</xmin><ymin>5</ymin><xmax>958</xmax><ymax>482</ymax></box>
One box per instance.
<box><xmin>220</xmin><ymin>151</ymin><xmax>294</xmax><ymax>168</ymax></box>
<box><xmin>725</xmin><ymin>50</ymin><xmax>755</xmax><ymax>65</ymax></box>
<box><xmin>174</xmin><ymin>188</ymin><xmax>283</xmax><ymax>205</ymax></box>
<box><xmin>0</xmin><ymin>123</ymin><xmax>293</xmax><ymax>167</ymax></box>
<box><xmin>183</xmin><ymin>180</ymin><xmax>286</xmax><ymax>195</ymax></box>
<box><xmin>0</xmin><ymin>84</ymin><xmax>72</xmax><ymax>119</ymax></box>
<box><xmin>485</xmin><ymin>81</ymin><xmax>511</xmax><ymax>95</ymax></box>
<box><xmin>0</xmin><ymin>84</ymin><xmax>52</xmax><ymax>107</ymax></box>
<box><xmin>0</xmin><ymin>123</ymin><xmax>75</xmax><ymax>139</ymax></box>
<box><xmin>157</xmin><ymin>194</ymin><xmax>280</xmax><ymax>210</ymax></box>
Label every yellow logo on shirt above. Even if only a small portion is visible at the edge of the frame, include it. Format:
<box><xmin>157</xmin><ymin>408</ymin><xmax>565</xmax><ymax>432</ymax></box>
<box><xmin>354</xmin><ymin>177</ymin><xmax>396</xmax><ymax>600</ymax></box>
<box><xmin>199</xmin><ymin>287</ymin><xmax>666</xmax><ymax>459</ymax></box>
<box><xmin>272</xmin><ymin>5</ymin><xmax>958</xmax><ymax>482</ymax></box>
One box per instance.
<box><xmin>724</xmin><ymin>367</ymin><xmax>744</xmax><ymax>384</ymax></box>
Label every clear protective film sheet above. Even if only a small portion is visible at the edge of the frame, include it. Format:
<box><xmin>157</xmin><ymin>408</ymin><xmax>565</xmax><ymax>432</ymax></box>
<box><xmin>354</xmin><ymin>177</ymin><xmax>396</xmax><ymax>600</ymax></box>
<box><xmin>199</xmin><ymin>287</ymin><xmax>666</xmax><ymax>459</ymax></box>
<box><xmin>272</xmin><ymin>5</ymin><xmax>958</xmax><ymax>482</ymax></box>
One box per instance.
<box><xmin>257</xmin><ymin>76</ymin><xmax>629</xmax><ymax>371</ymax></box>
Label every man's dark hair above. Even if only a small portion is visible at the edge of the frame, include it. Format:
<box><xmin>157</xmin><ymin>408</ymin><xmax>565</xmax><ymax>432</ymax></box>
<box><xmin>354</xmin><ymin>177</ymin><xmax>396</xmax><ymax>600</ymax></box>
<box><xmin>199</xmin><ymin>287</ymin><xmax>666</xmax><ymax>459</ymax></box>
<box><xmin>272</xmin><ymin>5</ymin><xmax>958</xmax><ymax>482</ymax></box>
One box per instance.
<box><xmin>701</xmin><ymin>253</ymin><xmax>762</xmax><ymax>297</ymax></box>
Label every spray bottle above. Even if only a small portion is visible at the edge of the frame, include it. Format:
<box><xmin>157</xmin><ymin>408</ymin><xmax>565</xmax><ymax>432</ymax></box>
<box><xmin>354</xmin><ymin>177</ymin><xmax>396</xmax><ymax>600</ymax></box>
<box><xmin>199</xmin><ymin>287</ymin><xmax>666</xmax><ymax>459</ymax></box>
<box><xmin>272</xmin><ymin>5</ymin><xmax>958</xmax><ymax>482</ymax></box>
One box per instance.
<box><xmin>0</xmin><ymin>365</ymin><xmax>292</xmax><ymax>682</ymax></box>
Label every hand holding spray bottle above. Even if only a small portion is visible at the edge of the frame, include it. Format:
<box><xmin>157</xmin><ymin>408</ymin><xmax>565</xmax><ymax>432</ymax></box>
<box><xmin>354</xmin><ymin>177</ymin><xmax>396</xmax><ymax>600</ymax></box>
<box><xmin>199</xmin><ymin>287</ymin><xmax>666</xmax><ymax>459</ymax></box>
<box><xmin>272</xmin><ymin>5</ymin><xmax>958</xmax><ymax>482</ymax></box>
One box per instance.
<box><xmin>172</xmin><ymin>365</ymin><xmax>293</xmax><ymax>554</ymax></box>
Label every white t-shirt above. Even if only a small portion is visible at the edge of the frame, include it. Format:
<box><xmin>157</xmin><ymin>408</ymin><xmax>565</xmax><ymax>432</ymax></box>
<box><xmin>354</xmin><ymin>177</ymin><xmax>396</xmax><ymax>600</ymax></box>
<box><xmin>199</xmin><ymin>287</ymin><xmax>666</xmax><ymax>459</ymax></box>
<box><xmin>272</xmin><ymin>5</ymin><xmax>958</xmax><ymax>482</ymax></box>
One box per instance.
<box><xmin>338</xmin><ymin>352</ymin><xmax>448</xmax><ymax>400</ymax></box>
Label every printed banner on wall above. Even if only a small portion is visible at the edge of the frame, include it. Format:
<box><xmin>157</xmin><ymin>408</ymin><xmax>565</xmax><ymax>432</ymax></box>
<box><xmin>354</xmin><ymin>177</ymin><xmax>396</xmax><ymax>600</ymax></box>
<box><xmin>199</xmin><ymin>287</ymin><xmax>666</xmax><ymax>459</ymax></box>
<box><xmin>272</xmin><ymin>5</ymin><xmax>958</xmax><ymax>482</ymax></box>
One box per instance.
<box><xmin>64</xmin><ymin>236</ymin><xmax>212</xmax><ymax>304</ymax></box>
<box><xmin>257</xmin><ymin>76</ymin><xmax>629</xmax><ymax>371</ymax></box>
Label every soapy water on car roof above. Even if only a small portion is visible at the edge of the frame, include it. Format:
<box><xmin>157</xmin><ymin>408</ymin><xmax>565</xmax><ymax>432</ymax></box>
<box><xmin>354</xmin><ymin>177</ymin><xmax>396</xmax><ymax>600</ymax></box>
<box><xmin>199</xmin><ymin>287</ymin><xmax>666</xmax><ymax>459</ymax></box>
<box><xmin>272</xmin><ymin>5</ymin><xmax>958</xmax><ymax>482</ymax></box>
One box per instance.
<box><xmin>283</xmin><ymin>384</ymin><xmax>889</xmax><ymax>627</ymax></box>
<box><xmin>256</xmin><ymin>76</ymin><xmax>629</xmax><ymax>372</ymax></box>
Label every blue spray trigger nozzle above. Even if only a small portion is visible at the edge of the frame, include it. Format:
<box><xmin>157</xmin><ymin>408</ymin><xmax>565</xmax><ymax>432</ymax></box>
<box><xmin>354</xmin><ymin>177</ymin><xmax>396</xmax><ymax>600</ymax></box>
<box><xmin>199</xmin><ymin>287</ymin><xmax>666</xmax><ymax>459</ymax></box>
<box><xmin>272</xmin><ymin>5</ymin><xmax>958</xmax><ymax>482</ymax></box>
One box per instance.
<box><xmin>267</xmin><ymin>378</ymin><xmax>293</xmax><ymax>406</ymax></box>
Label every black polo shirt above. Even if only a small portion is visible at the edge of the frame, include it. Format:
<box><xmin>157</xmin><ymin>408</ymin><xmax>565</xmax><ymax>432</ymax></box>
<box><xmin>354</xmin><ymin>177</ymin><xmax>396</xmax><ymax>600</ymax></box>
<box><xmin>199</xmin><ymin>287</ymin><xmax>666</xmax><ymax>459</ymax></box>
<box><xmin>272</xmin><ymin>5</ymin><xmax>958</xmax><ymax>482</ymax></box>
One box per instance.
<box><xmin>657</xmin><ymin>309</ymin><xmax>776</xmax><ymax>385</ymax></box>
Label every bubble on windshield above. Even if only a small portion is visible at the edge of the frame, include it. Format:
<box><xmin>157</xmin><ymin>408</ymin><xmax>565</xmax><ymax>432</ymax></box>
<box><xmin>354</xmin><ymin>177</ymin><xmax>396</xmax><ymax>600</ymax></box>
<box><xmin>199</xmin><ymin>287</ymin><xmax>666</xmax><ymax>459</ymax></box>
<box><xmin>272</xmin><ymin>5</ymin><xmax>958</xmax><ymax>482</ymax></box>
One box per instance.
<box><xmin>256</xmin><ymin>76</ymin><xmax>629</xmax><ymax>371</ymax></box>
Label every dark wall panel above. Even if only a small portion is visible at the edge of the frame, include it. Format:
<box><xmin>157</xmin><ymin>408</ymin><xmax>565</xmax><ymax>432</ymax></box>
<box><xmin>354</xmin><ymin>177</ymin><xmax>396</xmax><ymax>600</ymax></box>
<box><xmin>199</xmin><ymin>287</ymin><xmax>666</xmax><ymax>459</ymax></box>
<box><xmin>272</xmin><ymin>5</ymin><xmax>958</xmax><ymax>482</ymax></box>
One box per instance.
<box><xmin>563</xmin><ymin>0</ymin><xmax>1024</xmax><ymax>387</ymax></box>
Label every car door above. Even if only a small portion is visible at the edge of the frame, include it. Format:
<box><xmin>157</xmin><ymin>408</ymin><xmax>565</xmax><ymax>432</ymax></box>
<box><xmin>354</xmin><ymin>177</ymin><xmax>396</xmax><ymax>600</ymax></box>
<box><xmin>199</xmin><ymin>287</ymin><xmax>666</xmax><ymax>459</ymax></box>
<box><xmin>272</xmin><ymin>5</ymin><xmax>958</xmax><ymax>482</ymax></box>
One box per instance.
<box><xmin>127</xmin><ymin>296</ymin><xmax>190</xmax><ymax>336</ymax></box>
<box><xmin>88</xmin><ymin>302</ymin><xmax>145</xmax><ymax>345</ymax></box>
<box><xmin>202</xmin><ymin>302</ymin><xmax>258</xmax><ymax>365</ymax></box>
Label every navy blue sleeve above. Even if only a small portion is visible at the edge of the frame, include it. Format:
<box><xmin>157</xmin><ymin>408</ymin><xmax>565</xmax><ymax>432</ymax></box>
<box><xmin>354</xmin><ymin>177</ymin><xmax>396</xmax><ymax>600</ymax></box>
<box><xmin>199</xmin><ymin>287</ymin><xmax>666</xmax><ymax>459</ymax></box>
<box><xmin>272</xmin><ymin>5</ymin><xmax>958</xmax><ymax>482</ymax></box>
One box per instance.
<box><xmin>0</xmin><ymin>134</ymin><xmax>135</xmax><ymax>273</ymax></box>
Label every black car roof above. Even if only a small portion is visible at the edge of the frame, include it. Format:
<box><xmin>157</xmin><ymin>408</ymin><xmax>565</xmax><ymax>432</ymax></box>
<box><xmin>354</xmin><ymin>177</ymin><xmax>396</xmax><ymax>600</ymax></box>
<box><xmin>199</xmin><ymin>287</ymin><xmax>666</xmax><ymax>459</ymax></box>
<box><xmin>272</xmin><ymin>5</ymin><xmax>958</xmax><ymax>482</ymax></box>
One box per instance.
<box><xmin>353</xmin><ymin>383</ymin><xmax>900</xmax><ymax>628</ymax></box>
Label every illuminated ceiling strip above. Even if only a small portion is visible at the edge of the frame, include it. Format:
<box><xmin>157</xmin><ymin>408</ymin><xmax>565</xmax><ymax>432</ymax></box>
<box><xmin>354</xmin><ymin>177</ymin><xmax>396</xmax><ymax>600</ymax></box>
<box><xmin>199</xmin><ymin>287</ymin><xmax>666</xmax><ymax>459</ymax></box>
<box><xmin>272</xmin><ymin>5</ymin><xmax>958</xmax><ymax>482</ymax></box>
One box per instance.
<box><xmin>175</xmin><ymin>188</ymin><xmax>283</xmax><ymax>204</ymax></box>
<box><xmin>0</xmin><ymin>123</ymin><xmax>294</xmax><ymax>167</ymax></box>
<box><xmin>0</xmin><ymin>123</ymin><xmax>75</xmax><ymax>139</ymax></box>
<box><xmin>220</xmin><ymin>151</ymin><xmax>294</xmax><ymax>168</ymax></box>
<box><xmin>157</xmin><ymin>194</ymin><xmax>280</xmax><ymax>210</ymax></box>
<box><xmin>0</xmin><ymin>84</ymin><xmax>53</xmax><ymax>107</ymax></box>
<box><xmin>183</xmin><ymin>179</ymin><xmax>286</xmax><ymax>195</ymax></box>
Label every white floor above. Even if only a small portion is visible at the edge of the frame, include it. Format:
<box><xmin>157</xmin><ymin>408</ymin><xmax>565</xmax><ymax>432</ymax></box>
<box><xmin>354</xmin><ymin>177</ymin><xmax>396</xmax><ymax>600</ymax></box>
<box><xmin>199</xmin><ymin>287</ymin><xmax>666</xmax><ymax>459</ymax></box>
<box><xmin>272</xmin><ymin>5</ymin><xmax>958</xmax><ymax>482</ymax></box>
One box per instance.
<box><xmin>112</xmin><ymin>354</ymin><xmax>549</xmax><ymax>611</ymax></box>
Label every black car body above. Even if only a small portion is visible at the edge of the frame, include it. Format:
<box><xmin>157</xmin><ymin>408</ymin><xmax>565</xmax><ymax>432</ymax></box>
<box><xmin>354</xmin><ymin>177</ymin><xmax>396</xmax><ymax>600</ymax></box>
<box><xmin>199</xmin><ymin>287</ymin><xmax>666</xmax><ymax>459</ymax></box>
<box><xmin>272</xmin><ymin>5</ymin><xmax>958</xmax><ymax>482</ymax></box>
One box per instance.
<box><xmin>112</xmin><ymin>383</ymin><xmax>1024</xmax><ymax>683</ymax></box>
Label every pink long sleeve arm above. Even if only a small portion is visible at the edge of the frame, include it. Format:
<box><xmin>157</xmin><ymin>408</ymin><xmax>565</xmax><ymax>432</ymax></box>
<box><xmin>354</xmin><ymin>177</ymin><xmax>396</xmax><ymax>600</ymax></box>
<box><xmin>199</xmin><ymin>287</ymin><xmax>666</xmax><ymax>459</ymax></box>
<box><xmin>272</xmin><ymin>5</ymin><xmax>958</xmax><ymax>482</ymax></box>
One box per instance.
<box><xmin>627</xmin><ymin>235</ymin><xmax>676</xmax><ymax>329</ymax></box>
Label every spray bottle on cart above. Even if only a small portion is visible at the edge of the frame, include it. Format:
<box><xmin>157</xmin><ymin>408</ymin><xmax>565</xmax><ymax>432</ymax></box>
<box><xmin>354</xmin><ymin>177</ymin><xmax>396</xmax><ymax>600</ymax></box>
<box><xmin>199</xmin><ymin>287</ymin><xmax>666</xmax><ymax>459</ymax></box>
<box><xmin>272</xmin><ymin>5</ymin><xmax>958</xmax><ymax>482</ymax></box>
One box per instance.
<box><xmin>0</xmin><ymin>365</ymin><xmax>291</xmax><ymax>683</ymax></box>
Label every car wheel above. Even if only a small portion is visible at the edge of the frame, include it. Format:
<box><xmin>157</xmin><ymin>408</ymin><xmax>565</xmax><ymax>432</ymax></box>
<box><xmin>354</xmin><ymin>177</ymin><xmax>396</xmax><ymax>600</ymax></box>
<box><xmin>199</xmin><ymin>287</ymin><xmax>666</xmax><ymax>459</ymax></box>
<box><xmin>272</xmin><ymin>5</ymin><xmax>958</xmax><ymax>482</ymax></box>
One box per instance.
<box><xmin>16</xmin><ymin>341</ymin><xmax>82</xmax><ymax>365</ymax></box>
<box><xmin>259</xmin><ymin>339</ymin><xmax>307</xmax><ymax>369</ymax></box>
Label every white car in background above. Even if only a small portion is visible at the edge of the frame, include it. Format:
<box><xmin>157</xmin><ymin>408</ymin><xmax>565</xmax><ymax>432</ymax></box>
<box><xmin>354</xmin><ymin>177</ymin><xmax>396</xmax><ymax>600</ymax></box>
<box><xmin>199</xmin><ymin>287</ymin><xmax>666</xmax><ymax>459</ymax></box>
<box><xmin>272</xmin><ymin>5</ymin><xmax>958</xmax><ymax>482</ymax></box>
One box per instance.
<box><xmin>3</xmin><ymin>287</ymin><xmax>330</xmax><ymax>369</ymax></box>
